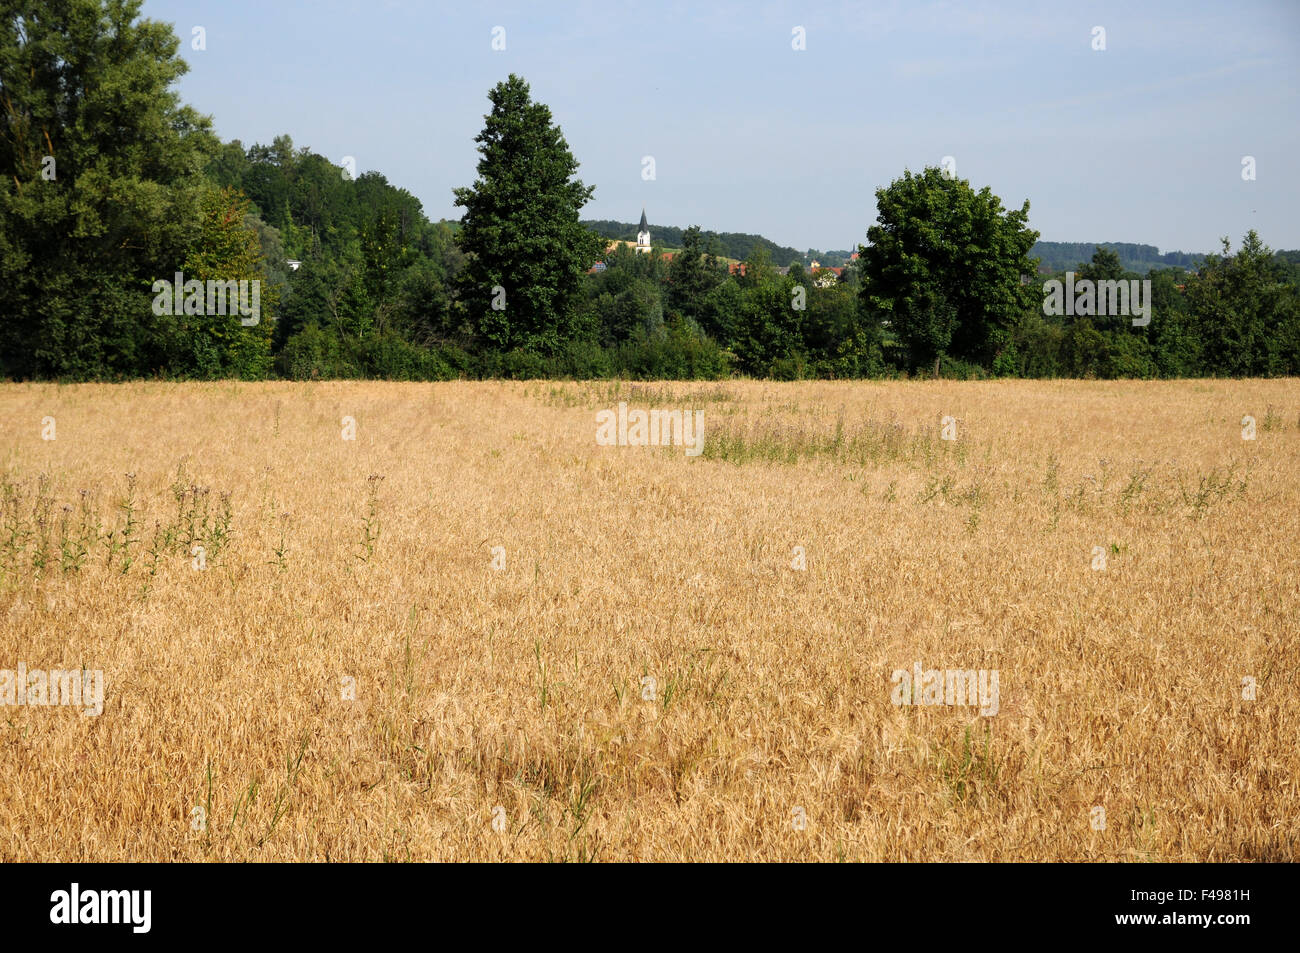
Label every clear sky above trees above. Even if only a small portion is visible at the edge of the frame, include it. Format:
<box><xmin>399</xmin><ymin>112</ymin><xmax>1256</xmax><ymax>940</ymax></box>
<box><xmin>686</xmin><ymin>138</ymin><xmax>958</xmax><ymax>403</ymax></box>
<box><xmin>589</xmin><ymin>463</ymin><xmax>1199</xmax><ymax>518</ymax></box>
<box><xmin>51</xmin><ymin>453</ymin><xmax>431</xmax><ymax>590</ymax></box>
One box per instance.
<box><xmin>142</xmin><ymin>0</ymin><xmax>1299</xmax><ymax>254</ymax></box>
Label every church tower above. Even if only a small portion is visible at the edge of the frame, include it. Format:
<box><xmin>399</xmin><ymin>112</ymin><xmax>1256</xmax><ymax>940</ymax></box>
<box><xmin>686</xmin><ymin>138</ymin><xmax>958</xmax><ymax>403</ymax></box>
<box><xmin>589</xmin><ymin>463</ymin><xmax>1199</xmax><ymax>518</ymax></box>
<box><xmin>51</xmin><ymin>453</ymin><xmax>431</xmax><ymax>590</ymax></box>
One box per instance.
<box><xmin>636</xmin><ymin>208</ymin><xmax>651</xmax><ymax>254</ymax></box>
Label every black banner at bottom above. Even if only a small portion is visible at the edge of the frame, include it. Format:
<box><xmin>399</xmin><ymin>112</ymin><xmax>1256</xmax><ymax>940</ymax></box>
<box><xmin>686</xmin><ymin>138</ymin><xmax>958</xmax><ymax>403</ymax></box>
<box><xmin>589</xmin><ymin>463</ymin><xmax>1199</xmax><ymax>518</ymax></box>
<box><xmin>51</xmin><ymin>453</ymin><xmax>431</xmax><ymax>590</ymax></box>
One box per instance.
<box><xmin>0</xmin><ymin>861</ymin><xmax>1275</xmax><ymax>941</ymax></box>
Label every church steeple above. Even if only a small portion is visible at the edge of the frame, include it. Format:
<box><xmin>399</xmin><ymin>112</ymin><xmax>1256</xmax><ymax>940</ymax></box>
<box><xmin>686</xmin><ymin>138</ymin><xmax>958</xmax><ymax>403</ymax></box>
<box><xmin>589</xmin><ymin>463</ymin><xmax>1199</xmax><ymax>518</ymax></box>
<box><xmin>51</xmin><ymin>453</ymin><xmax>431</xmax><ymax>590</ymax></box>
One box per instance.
<box><xmin>636</xmin><ymin>207</ymin><xmax>650</xmax><ymax>254</ymax></box>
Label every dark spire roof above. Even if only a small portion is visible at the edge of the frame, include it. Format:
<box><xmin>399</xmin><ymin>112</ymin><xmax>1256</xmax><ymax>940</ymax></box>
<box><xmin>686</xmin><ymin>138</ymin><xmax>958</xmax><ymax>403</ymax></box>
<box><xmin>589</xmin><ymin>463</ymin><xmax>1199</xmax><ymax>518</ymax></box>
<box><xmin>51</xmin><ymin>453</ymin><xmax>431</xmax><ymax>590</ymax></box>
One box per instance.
<box><xmin>638</xmin><ymin>208</ymin><xmax>648</xmax><ymax>232</ymax></box>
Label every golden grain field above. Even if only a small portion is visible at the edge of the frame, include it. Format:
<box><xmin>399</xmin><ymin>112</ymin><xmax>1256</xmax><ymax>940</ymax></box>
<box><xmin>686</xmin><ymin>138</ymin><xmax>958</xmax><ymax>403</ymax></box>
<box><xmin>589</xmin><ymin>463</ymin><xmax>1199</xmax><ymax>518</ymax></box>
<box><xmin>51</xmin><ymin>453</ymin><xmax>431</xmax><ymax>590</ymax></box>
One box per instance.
<box><xmin>0</xmin><ymin>379</ymin><xmax>1296</xmax><ymax>862</ymax></box>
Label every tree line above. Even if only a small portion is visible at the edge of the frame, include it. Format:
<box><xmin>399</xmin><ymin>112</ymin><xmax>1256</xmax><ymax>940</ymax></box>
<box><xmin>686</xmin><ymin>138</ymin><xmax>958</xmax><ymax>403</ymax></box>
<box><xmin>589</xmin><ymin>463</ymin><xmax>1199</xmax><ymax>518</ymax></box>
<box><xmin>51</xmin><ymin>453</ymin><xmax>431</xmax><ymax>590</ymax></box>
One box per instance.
<box><xmin>3</xmin><ymin>2</ymin><xmax>1298</xmax><ymax>383</ymax></box>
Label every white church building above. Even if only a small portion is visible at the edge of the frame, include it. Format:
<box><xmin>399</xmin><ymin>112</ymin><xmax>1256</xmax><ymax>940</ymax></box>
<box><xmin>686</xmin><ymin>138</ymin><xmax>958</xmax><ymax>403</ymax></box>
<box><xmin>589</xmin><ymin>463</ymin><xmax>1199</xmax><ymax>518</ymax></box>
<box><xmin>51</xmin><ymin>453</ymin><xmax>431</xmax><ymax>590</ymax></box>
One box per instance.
<box><xmin>635</xmin><ymin>208</ymin><xmax>651</xmax><ymax>254</ymax></box>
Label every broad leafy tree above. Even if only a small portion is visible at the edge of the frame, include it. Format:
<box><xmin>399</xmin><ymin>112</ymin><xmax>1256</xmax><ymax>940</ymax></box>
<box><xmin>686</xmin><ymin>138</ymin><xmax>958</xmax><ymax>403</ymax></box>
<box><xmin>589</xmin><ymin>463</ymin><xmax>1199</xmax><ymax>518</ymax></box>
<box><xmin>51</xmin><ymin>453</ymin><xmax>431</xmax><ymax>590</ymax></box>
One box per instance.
<box><xmin>858</xmin><ymin>167</ymin><xmax>1039</xmax><ymax>375</ymax></box>
<box><xmin>0</xmin><ymin>0</ymin><xmax>215</xmax><ymax>378</ymax></box>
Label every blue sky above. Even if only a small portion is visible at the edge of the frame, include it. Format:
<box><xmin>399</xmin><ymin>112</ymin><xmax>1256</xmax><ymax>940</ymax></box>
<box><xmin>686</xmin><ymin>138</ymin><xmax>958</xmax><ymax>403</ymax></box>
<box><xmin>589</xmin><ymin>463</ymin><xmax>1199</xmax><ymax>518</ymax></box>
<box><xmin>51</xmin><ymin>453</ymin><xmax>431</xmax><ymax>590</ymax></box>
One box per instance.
<box><xmin>144</xmin><ymin>0</ymin><xmax>1300</xmax><ymax>255</ymax></box>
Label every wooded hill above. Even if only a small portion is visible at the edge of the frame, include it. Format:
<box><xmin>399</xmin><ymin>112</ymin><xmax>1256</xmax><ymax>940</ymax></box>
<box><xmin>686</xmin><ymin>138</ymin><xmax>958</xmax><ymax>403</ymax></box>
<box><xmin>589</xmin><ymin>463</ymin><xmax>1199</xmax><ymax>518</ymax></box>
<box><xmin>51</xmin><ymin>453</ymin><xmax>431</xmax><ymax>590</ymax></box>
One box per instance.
<box><xmin>585</xmin><ymin>220</ymin><xmax>1221</xmax><ymax>274</ymax></box>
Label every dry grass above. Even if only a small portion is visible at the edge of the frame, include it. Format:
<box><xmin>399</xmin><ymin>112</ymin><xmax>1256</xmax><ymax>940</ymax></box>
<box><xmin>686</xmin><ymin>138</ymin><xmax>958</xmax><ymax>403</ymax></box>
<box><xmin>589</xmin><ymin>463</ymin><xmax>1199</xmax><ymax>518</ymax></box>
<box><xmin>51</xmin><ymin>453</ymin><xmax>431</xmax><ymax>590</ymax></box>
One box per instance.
<box><xmin>0</xmin><ymin>378</ymin><xmax>1297</xmax><ymax>862</ymax></box>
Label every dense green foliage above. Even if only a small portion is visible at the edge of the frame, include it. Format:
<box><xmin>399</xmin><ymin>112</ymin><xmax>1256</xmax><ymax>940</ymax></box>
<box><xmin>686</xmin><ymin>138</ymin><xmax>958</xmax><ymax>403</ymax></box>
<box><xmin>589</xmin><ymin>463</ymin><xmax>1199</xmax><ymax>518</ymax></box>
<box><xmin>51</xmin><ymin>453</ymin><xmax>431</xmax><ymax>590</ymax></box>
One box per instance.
<box><xmin>0</xmin><ymin>0</ymin><xmax>216</xmax><ymax>379</ymax></box>
<box><xmin>859</xmin><ymin>168</ymin><xmax>1040</xmax><ymax>376</ymax></box>
<box><xmin>454</xmin><ymin>75</ymin><xmax>606</xmax><ymax>355</ymax></box>
<box><xmin>1003</xmin><ymin>239</ymin><xmax>1300</xmax><ymax>379</ymax></box>
<box><xmin>2</xmin><ymin>2</ymin><xmax>1297</xmax><ymax>382</ymax></box>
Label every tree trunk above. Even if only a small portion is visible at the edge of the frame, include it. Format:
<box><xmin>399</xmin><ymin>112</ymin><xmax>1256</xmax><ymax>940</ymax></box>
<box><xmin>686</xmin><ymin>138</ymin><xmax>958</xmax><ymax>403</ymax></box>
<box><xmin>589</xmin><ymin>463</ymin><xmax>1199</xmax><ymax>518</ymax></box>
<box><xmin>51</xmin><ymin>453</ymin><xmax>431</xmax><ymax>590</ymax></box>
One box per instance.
<box><xmin>933</xmin><ymin>355</ymin><xmax>941</xmax><ymax>378</ymax></box>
